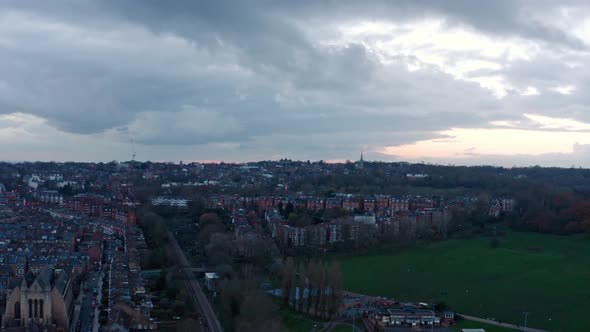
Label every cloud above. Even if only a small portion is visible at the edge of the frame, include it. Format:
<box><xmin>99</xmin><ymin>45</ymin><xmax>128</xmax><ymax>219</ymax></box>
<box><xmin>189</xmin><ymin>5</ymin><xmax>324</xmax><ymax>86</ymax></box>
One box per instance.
<box><xmin>379</xmin><ymin>142</ymin><xmax>590</xmax><ymax>168</ymax></box>
<box><xmin>553</xmin><ymin>85</ymin><xmax>576</xmax><ymax>95</ymax></box>
<box><xmin>0</xmin><ymin>1</ymin><xmax>590</xmax><ymax>164</ymax></box>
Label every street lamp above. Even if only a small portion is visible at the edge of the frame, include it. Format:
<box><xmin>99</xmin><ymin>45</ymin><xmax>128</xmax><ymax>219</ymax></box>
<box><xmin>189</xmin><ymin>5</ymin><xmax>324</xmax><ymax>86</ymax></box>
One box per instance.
<box><xmin>431</xmin><ymin>302</ymin><xmax>435</xmax><ymax>332</ymax></box>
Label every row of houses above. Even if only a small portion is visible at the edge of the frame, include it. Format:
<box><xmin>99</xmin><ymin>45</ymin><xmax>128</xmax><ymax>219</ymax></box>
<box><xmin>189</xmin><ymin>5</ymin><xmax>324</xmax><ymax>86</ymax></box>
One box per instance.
<box><xmin>106</xmin><ymin>227</ymin><xmax>157</xmax><ymax>331</ymax></box>
<box><xmin>35</xmin><ymin>191</ymin><xmax>137</xmax><ymax>225</ymax></box>
<box><xmin>489</xmin><ymin>198</ymin><xmax>515</xmax><ymax>217</ymax></box>
<box><xmin>211</xmin><ymin>194</ymin><xmax>438</xmax><ymax>215</ymax></box>
<box><xmin>375</xmin><ymin>303</ymin><xmax>455</xmax><ymax>328</ymax></box>
<box><xmin>266</xmin><ymin>208</ymin><xmax>453</xmax><ymax>249</ymax></box>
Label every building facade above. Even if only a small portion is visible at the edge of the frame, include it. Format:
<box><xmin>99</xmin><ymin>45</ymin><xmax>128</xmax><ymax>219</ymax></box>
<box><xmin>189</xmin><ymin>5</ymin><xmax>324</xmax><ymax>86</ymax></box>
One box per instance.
<box><xmin>3</xmin><ymin>268</ymin><xmax>73</xmax><ymax>330</ymax></box>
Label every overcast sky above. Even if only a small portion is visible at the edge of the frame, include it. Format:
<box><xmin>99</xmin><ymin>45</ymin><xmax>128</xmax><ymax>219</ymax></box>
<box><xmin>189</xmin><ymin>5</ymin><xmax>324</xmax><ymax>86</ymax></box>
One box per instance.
<box><xmin>2</xmin><ymin>1</ymin><xmax>590</xmax><ymax>166</ymax></box>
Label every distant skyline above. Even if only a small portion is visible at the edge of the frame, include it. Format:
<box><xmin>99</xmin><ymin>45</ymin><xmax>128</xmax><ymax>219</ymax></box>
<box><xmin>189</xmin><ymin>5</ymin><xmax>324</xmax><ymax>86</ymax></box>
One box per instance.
<box><xmin>2</xmin><ymin>1</ymin><xmax>590</xmax><ymax>167</ymax></box>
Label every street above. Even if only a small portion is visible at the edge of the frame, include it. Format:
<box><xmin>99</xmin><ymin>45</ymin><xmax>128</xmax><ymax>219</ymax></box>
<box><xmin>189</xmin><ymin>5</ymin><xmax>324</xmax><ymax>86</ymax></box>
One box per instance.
<box><xmin>70</xmin><ymin>269</ymin><xmax>103</xmax><ymax>332</ymax></box>
<box><xmin>459</xmin><ymin>314</ymin><xmax>549</xmax><ymax>332</ymax></box>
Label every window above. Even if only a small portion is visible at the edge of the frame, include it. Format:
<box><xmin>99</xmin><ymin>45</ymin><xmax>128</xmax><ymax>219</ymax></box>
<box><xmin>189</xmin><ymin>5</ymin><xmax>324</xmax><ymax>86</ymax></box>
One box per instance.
<box><xmin>34</xmin><ymin>299</ymin><xmax>37</xmax><ymax>318</ymax></box>
<box><xmin>39</xmin><ymin>300</ymin><xmax>44</xmax><ymax>318</ymax></box>
<box><xmin>28</xmin><ymin>300</ymin><xmax>32</xmax><ymax>318</ymax></box>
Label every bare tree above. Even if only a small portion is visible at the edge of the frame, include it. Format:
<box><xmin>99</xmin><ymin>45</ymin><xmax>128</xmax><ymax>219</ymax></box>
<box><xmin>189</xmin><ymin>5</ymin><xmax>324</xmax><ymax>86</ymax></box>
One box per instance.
<box><xmin>281</xmin><ymin>257</ymin><xmax>296</xmax><ymax>308</ymax></box>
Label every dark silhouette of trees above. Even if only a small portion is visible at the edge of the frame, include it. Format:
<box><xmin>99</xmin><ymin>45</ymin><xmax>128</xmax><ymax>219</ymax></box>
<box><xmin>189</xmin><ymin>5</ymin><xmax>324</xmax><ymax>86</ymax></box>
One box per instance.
<box><xmin>220</xmin><ymin>278</ymin><xmax>287</xmax><ymax>332</ymax></box>
<box><xmin>280</xmin><ymin>258</ymin><xmax>343</xmax><ymax>320</ymax></box>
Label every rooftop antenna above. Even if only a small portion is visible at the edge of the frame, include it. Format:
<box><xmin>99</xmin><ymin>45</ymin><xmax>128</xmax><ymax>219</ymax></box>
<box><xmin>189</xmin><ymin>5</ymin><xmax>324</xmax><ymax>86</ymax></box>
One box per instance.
<box><xmin>130</xmin><ymin>136</ymin><xmax>137</xmax><ymax>161</ymax></box>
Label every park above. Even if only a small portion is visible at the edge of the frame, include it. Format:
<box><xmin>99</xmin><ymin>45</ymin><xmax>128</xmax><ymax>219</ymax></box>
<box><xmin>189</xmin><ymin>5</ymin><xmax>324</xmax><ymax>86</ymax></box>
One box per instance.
<box><xmin>337</xmin><ymin>232</ymin><xmax>590</xmax><ymax>331</ymax></box>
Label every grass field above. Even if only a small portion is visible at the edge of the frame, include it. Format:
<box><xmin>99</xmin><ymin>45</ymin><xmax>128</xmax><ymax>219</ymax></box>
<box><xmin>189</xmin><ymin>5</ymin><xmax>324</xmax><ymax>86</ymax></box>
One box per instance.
<box><xmin>330</xmin><ymin>321</ymin><xmax>365</xmax><ymax>332</ymax></box>
<box><xmin>337</xmin><ymin>232</ymin><xmax>590</xmax><ymax>332</ymax></box>
<box><xmin>281</xmin><ymin>309</ymin><xmax>320</xmax><ymax>332</ymax></box>
<box><xmin>331</xmin><ymin>324</ymin><xmax>354</xmax><ymax>332</ymax></box>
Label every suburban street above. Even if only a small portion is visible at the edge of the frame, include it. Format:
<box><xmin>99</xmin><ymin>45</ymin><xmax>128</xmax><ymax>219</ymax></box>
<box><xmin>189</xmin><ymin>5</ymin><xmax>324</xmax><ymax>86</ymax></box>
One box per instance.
<box><xmin>70</xmin><ymin>269</ymin><xmax>102</xmax><ymax>332</ymax></box>
<box><xmin>167</xmin><ymin>230</ymin><xmax>223</xmax><ymax>332</ymax></box>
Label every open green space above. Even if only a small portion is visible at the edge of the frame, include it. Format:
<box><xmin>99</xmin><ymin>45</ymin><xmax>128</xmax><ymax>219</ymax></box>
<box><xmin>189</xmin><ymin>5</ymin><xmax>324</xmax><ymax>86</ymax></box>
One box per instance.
<box><xmin>331</xmin><ymin>324</ymin><xmax>354</xmax><ymax>332</ymax></box>
<box><xmin>453</xmin><ymin>320</ymin><xmax>518</xmax><ymax>332</ymax></box>
<box><xmin>337</xmin><ymin>232</ymin><xmax>590</xmax><ymax>332</ymax></box>
<box><xmin>281</xmin><ymin>309</ymin><xmax>321</xmax><ymax>332</ymax></box>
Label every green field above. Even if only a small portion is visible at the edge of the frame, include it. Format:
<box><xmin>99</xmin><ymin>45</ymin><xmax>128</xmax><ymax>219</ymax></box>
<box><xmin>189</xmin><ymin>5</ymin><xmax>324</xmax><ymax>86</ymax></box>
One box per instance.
<box><xmin>281</xmin><ymin>309</ymin><xmax>320</xmax><ymax>332</ymax></box>
<box><xmin>331</xmin><ymin>324</ymin><xmax>355</xmax><ymax>332</ymax></box>
<box><xmin>337</xmin><ymin>232</ymin><xmax>590</xmax><ymax>332</ymax></box>
<box><xmin>330</xmin><ymin>321</ymin><xmax>365</xmax><ymax>332</ymax></box>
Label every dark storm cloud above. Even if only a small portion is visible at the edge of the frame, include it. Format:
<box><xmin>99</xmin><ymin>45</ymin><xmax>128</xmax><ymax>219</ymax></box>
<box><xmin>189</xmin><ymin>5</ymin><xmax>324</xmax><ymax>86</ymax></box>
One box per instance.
<box><xmin>0</xmin><ymin>0</ymin><xmax>590</xmax><ymax>162</ymax></box>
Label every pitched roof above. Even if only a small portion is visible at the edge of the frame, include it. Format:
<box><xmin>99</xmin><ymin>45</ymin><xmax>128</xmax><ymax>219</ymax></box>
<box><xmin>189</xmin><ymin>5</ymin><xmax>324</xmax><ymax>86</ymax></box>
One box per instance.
<box><xmin>35</xmin><ymin>267</ymin><xmax>54</xmax><ymax>290</ymax></box>
<box><xmin>54</xmin><ymin>270</ymin><xmax>69</xmax><ymax>296</ymax></box>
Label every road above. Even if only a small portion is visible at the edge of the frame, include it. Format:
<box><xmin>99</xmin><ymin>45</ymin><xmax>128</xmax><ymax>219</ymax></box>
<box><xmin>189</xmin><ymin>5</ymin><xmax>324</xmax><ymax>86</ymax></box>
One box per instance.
<box><xmin>71</xmin><ymin>269</ymin><xmax>101</xmax><ymax>332</ymax></box>
<box><xmin>167</xmin><ymin>230</ymin><xmax>223</xmax><ymax>332</ymax></box>
<box><xmin>459</xmin><ymin>313</ymin><xmax>549</xmax><ymax>332</ymax></box>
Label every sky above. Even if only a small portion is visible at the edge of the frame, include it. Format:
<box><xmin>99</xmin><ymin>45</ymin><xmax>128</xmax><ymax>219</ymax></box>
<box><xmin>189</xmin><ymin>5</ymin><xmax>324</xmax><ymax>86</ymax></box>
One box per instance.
<box><xmin>2</xmin><ymin>1</ymin><xmax>590</xmax><ymax>167</ymax></box>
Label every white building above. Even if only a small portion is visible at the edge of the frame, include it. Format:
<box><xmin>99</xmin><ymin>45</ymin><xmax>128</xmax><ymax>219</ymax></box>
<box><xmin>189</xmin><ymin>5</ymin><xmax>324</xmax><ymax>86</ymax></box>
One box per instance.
<box><xmin>151</xmin><ymin>197</ymin><xmax>190</xmax><ymax>208</ymax></box>
<box><xmin>204</xmin><ymin>272</ymin><xmax>220</xmax><ymax>292</ymax></box>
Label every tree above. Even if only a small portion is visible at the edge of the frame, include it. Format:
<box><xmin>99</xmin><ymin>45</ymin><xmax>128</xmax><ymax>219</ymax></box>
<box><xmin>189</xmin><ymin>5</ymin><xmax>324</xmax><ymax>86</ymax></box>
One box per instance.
<box><xmin>288</xmin><ymin>212</ymin><xmax>313</xmax><ymax>228</ymax></box>
<box><xmin>200</xmin><ymin>212</ymin><xmax>221</xmax><ymax>226</ymax></box>
<box><xmin>281</xmin><ymin>257</ymin><xmax>296</xmax><ymax>308</ymax></box>
<box><xmin>138</xmin><ymin>211</ymin><xmax>169</xmax><ymax>248</ymax></box>
<box><xmin>197</xmin><ymin>223</ymin><xmax>224</xmax><ymax>245</ymax></box>
<box><xmin>284</xmin><ymin>202</ymin><xmax>295</xmax><ymax>218</ymax></box>
<box><xmin>176</xmin><ymin>318</ymin><xmax>202</xmax><ymax>332</ymax></box>
<box><xmin>326</xmin><ymin>261</ymin><xmax>343</xmax><ymax>319</ymax></box>
<box><xmin>205</xmin><ymin>233</ymin><xmax>235</xmax><ymax>266</ymax></box>
<box><xmin>249</xmin><ymin>238</ymin><xmax>275</xmax><ymax>270</ymax></box>
<box><xmin>58</xmin><ymin>184</ymin><xmax>73</xmax><ymax>196</ymax></box>
<box><xmin>236</xmin><ymin>292</ymin><xmax>287</xmax><ymax>332</ymax></box>
<box><xmin>219</xmin><ymin>279</ymin><xmax>244</xmax><ymax>331</ymax></box>
<box><xmin>278</xmin><ymin>201</ymin><xmax>284</xmax><ymax>215</ymax></box>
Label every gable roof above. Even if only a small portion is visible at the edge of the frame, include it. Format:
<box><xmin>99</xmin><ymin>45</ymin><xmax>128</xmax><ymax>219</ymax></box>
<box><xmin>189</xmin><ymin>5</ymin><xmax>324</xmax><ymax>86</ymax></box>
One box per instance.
<box><xmin>34</xmin><ymin>267</ymin><xmax>54</xmax><ymax>290</ymax></box>
<box><xmin>54</xmin><ymin>269</ymin><xmax>69</xmax><ymax>296</ymax></box>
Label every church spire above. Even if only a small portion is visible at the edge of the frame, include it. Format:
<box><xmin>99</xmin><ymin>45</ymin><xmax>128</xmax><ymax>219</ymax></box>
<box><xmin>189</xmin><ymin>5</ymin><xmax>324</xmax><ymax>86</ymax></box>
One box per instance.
<box><xmin>358</xmin><ymin>151</ymin><xmax>364</xmax><ymax>169</ymax></box>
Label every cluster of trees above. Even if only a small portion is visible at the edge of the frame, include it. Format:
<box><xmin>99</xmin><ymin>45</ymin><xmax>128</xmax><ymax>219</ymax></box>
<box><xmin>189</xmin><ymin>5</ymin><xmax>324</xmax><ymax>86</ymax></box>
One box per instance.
<box><xmin>278</xmin><ymin>203</ymin><xmax>350</xmax><ymax>228</ymax></box>
<box><xmin>137</xmin><ymin>209</ymin><xmax>196</xmax><ymax>320</ymax></box>
<box><xmin>281</xmin><ymin>258</ymin><xmax>344</xmax><ymax>320</ymax></box>
<box><xmin>219</xmin><ymin>276</ymin><xmax>287</xmax><ymax>332</ymax></box>
<box><xmin>140</xmin><ymin>206</ymin><xmax>285</xmax><ymax>330</ymax></box>
<box><xmin>99</xmin><ymin>269</ymin><xmax>110</xmax><ymax>325</ymax></box>
<box><xmin>291</xmin><ymin>163</ymin><xmax>590</xmax><ymax>196</ymax></box>
<box><xmin>137</xmin><ymin>210</ymin><xmax>172</xmax><ymax>268</ymax></box>
<box><xmin>285</xmin><ymin>163</ymin><xmax>590</xmax><ymax>237</ymax></box>
<box><xmin>509</xmin><ymin>190</ymin><xmax>590</xmax><ymax>234</ymax></box>
<box><xmin>148</xmin><ymin>268</ymin><xmax>192</xmax><ymax>319</ymax></box>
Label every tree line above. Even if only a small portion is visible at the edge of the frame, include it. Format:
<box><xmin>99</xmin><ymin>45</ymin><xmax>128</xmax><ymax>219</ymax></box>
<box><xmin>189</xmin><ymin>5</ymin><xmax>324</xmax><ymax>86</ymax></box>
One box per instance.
<box><xmin>281</xmin><ymin>258</ymin><xmax>344</xmax><ymax>320</ymax></box>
